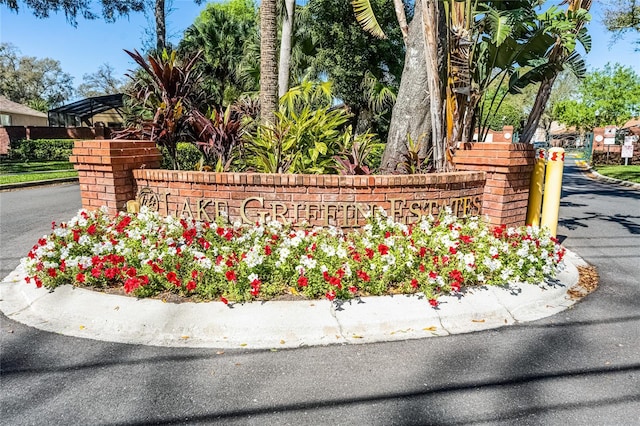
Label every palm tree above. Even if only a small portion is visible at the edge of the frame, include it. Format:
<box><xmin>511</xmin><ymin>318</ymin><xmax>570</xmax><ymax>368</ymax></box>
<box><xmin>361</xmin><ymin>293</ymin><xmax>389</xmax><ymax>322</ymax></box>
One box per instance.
<box><xmin>520</xmin><ymin>0</ymin><xmax>592</xmax><ymax>144</ymax></box>
<box><xmin>260</xmin><ymin>0</ymin><xmax>279</xmax><ymax>124</ymax></box>
<box><xmin>278</xmin><ymin>0</ymin><xmax>296</xmax><ymax>97</ymax></box>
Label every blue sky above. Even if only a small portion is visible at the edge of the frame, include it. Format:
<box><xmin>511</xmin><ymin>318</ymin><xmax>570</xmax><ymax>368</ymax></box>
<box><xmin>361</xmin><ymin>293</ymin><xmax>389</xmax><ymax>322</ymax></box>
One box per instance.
<box><xmin>1</xmin><ymin>0</ymin><xmax>639</xmax><ymax>101</ymax></box>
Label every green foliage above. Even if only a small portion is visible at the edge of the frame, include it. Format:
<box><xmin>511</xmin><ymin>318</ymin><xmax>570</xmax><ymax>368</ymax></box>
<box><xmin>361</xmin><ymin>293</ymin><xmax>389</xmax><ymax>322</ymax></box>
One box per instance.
<box><xmin>9</xmin><ymin>139</ymin><xmax>74</xmax><ymax>161</ymax></box>
<box><xmin>400</xmin><ymin>133</ymin><xmax>432</xmax><ymax>174</ymax></box>
<box><xmin>553</xmin><ymin>63</ymin><xmax>640</xmax><ymax>128</ymax></box>
<box><xmin>179</xmin><ymin>0</ymin><xmax>258</xmax><ymax>108</ymax></box>
<box><xmin>160</xmin><ymin>143</ymin><xmax>202</xmax><ymax>171</ymax></box>
<box><xmin>603</xmin><ymin>0</ymin><xmax>640</xmax><ymax>49</ymax></box>
<box><xmin>245</xmin><ymin>82</ymin><xmax>352</xmax><ymax>174</ymax></box>
<box><xmin>306</xmin><ymin>0</ymin><xmax>405</xmax><ymax>139</ymax></box>
<box><xmin>333</xmin><ymin>127</ymin><xmax>382</xmax><ymax>175</ymax></box>
<box><xmin>0</xmin><ymin>0</ymin><xmax>145</xmax><ymax>26</ymax></box>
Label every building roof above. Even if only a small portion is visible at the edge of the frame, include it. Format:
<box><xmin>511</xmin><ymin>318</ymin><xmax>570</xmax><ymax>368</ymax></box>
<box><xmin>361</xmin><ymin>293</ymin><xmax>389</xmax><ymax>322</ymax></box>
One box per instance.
<box><xmin>622</xmin><ymin>118</ymin><xmax>640</xmax><ymax>129</ymax></box>
<box><xmin>48</xmin><ymin>94</ymin><xmax>124</xmax><ymax>123</ymax></box>
<box><xmin>0</xmin><ymin>95</ymin><xmax>48</xmax><ymax>118</ymax></box>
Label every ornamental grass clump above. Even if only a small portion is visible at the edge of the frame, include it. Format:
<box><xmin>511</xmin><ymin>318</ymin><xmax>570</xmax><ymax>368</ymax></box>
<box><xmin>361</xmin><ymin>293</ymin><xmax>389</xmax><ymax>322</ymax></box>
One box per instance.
<box><xmin>22</xmin><ymin>207</ymin><xmax>565</xmax><ymax>307</ymax></box>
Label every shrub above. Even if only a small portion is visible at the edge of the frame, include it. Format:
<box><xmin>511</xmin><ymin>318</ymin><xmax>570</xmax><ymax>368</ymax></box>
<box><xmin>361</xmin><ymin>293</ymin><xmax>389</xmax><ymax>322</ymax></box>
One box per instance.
<box><xmin>9</xmin><ymin>139</ymin><xmax>74</xmax><ymax>161</ymax></box>
<box><xmin>160</xmin><ymin>142</ymin><xmax>203</xmax><ymax>171</ymax></box>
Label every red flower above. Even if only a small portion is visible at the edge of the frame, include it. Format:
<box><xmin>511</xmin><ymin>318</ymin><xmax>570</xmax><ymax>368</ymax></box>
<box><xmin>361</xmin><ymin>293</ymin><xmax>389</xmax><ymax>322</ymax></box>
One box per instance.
<box><xmin>378</xmin><ymin>244</ymin><xmax>389</xmax><ymax>255</ymax></box>
<box><xmin>87</xmin><ymin>224</ymin><xmax>97</xmax><ymax>235</ymax></box>
<box><xmin>449</xmin><ymin>269</ymin><xmax>463</xmax><ymax>283</ymax></box>
<box><xmin>91</xmin><ymin>266</ymin><xmax>102</xmax><ymax>278</ymax></box>
<box><xmin>186</xmin><ymin>280</ymin><xmax>197</xmax><ymax>291</ymax></box>
<box><xmin>356</xmin><ymin>270</ymin><xmax>370</xmax><ymax>282</ymax></box>
<box><xmin>336</xmin><ymin>268</ymin><xmax>345</xmax><ymax>278</ymax></box>
<box><xmin>348</xmin><ymin>286</ymin><xmax>357</xmax><ymax>294</ymax></box>
<box><xmin>450</xmin><ymin>281</ymin><xmax>461</xmax><ymax>292</ymax></box>
<box><xmin>297</xmin><ymin>276</ymin><xmax>309</xmax><ymax>287</ymax></box>
<box><xmin>124</xmin><ymin>277</ymin><xmax>140</xmax><ymax>293</ymax></box>
<box><xmin>326</xmin><ymin>290</ymin><xmax>336</xmax><ymax>301</ymax></box>
<box><xmin>47</xmin><ymin>268</ymin><xmax>57</xmax><ymax>278</ymax></box>
<box><xmin>34</xmin><ymin>277</ymin><xmax>43</xmax><ymax>288</ymax></box>
<box><xmin>167</xmin><ymin>271</ymin><xmax>180</xmax><ymax>286</ymax></box>
<box><xmin>419</xmin><ymin>264</ymin><xmax>425</xmax><ymax>273</ymax></box>
<box><xmin>72</xmin><ymin>229</ymin><xmax>81</xmax><ymax>242</ymax></box>
<box><xmin>329</xmin><ymin>276</ymin><xmax>342</xmax><ymax>289</ymax></box>
<box><xmin>418</xmin><ymin>246</ymin><xmax>427</xmax><ymax>258</ymax></box>
<box><xmin>410</xmin><ymin>278</ymin><xmax>419</xmax><ymax>288</ymax></box>
<box><xmin>191</xmin><ymin>270</ymin><xmax>199</xmax><ymax>279</ymax></box>
<box><xmin>429</xmin><ymin>271</ymin><xmax>438</xmax><ymax>279</ymax></box>
<box><xmin>220</xmin><ymin>296</ymin><xmax>229</xmax><ymax>305</ymax></box>
<box><xmin>352</xmin><ymin>252</ymin><xmax>361</xmax><ymax>262</ymax></box>
<box><xmin>216</xmin><ymin>227</ymin><xmax>225</xmax><ymax>236</ymax></box>
<box><xmin>429</xmin><ymin>298</ymin><xmax>439</xmax><ymax>308</ymax></box>
<box><xmin>460</xmin><ymin>235</ymin><xmax>473</xmax><ymax>244</ymax></box>
<box><xmin>264</xmin><ymin>245</ymin><xmax>272</xmax><ymax>255</ymax></box>
<box><xmin>105</xmin><ymin>267</ymin><xmax>119</xmax><ymax>280</ymax></box>
<box><xmin>323</xmin><ymin>271</ymin><xmax>330</xmax><ymax>282</ymax></box>
<box><xmin>365</xmin><ymin>248</ymin><xmax>375</xmax><ymax>259</ymax></box>
<box><xmin>384</xmin><ymin>231</ymin><xmax>391</xmax><ymax>238</ymax></box>
<box><xmin>448</xmin><ymin>246</ymin><xmax>458</xmax><ymax>255</ymax></box>
<box><xmin>225</xmin><ymin>270</ymin><xmax>237</xmax><ymax>281</ymax></box>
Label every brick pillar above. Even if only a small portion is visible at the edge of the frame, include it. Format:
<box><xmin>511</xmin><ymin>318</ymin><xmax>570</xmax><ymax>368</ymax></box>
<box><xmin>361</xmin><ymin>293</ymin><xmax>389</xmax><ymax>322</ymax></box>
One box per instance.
<box><xmin>454</xmin><ymin>142</ymin><xmax>535</xmax><ymax>227</ymax></box>
<box><xmin>70</xmin><ymin>140</ymin><xmax>162</xmax><ymax>216</ymax></box>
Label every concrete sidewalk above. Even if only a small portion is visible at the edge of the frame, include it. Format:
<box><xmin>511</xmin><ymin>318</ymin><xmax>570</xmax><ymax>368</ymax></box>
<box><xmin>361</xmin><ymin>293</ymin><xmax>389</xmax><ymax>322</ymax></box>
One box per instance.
<box><xmin>0</xmin><ymin>250</ymin><xmax>588</xmax><ymax>349</ymax></box>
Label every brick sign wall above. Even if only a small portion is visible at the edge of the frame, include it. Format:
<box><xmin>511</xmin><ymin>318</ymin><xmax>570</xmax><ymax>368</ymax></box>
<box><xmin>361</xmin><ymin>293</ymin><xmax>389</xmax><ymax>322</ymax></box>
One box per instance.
<box><xmin>133</xmin><ymin>169</ymin><xmax>486</xmax><ymax>228</ymax></box>
<box><xmin>71</xmin><ymin>140</ymin><xmax>535</xmax><ymax>229</ymax></box>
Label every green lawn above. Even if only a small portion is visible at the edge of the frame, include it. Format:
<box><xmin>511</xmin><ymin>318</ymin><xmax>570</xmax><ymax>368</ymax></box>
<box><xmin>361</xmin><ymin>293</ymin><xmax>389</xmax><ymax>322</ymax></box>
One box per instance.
<box><xmin>0</xmin><ymin>171</ymin><xmax>78</xmax><ymax>185</ymax></box>
<box><xmin>0</xmin><ymin>160</ymin><xmax>74</xmax><ymax>173</ymax></box>
<box><xmin>595</xmin><ymin>165</ymin><xmax>640</xmax><ymax>184</ymax></box>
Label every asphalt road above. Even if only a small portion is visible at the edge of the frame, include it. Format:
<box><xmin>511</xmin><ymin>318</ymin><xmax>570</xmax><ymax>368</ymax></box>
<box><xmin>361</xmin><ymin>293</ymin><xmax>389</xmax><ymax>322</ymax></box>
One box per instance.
<box><xmin>1</xmin><ymin>165</ymin><xmax>639</xmax><ymax>425</ymax></box>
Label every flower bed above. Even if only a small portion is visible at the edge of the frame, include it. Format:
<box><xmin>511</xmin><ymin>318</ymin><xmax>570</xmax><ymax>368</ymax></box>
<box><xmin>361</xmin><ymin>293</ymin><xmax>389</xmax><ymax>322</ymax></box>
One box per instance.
<box><xmin>22</xmin><ymin>208</ymin><xmax>565</xmax><ymax>307</ymax></box>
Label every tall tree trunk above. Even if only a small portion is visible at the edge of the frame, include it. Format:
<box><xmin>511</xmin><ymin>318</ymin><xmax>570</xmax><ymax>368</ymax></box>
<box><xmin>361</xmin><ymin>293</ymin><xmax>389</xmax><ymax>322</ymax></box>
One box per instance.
<box><xmin>421</xmin><ymin>0</ymin><xmax>447</xmax><ymax>171</ymax></box>
<box><xmin>520</xmin><ymin>75</ymin><xmax>557</xmax><ymax>144</ymax></box>
<box><xmin>155</xmin><ymin>0</ymin><xmax>166</xmax><ymax>52</ymax></box>
<box><xmin>260</xmin><ymin>0</ymin><xmax>279</xmax><ymax>124</ymax></box>
<box><xmin>380</xmin><ymin>0</ymin><xmax>431</xmax><ymax>173</ymax></box>
<box><xmin>278</xmin><ymin>0</ymin><xmax>295</xmax><ymax>98</ymax></box>
<box><xmin>392</xmin><ymin>0</ymin><xmax>409</xmax><ymax>45</ymax></box>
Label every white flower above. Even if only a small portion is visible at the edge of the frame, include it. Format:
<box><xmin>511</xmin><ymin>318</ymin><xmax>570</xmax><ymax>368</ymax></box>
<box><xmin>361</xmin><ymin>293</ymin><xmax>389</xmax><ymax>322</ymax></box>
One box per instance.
<box><xmin>248</xmin><ymin>273</ymin><xmax>259</xmax><ymax>282</ymax></box>
<box><xmin>336</xmin><ymin>246</ymin><xmax>347</xmax><ymax>259</ymax></box>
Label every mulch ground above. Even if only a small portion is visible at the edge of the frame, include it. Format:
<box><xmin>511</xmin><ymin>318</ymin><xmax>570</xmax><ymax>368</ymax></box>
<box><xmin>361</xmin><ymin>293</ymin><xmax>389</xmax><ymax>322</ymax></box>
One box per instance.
<box><xmin>567</xmin><ymin>265</ymin><xmax>599</xmax><ymax>299</ymax></box>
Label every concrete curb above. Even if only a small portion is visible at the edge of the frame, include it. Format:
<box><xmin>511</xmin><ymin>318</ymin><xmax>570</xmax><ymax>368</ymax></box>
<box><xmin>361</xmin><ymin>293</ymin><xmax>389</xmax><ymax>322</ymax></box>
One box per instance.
<box><xmin>575</xmin><ymin>161</ymin><xmax>640</xmax><ymax>190</ymax></box>
<box><xmin>0</xmin><ymin>177</ymin><xmax>79</xmax><ymax>191</ymax></box>
<box><xmin>0</xmin><ymin>251</ymin><xmax>587</xmax><ymax>349</ymax></box>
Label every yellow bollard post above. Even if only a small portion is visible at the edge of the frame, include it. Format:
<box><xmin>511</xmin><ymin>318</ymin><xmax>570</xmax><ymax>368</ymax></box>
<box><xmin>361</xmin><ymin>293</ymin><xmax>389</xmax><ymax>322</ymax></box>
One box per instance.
<box><xmin>526</xmin><ymin>149</ymin><xmax>546</xmax><ymax>227</ymax></box>
<box><xmin>540</xmin><ymin>147</ymin><xmax>565</xmax><ymax>237</ymax></box>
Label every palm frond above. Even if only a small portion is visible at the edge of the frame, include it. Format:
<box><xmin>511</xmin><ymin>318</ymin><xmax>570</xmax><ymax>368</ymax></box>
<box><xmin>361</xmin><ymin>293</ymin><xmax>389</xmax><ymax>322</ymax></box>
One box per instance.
<box><xmin>351</xmin><ymin>0</ymin><xmax>387</xmax><ymax>39</ymax></box>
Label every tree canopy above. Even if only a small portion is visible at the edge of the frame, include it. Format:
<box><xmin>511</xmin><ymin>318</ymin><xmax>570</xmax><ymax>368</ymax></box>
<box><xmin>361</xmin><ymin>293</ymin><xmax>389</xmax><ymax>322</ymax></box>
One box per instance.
<box><xmin>603</xmin><ymin>0</ymin><xmax>640</xmax><ymax>48</ymax></box>
<box><xmin>0</xmin><ymin>0</ymin><xmax>145</xmax><ymax>25</ymax></box>
<box><xmin>0</xmin><ymin>43</ymin><xmax>74</xmax><ymax>110</ymax></box>
<box><xmin>553</xmin><ymin>63</ymin><xmax>640</xmax><ymax>129</ymax></box>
